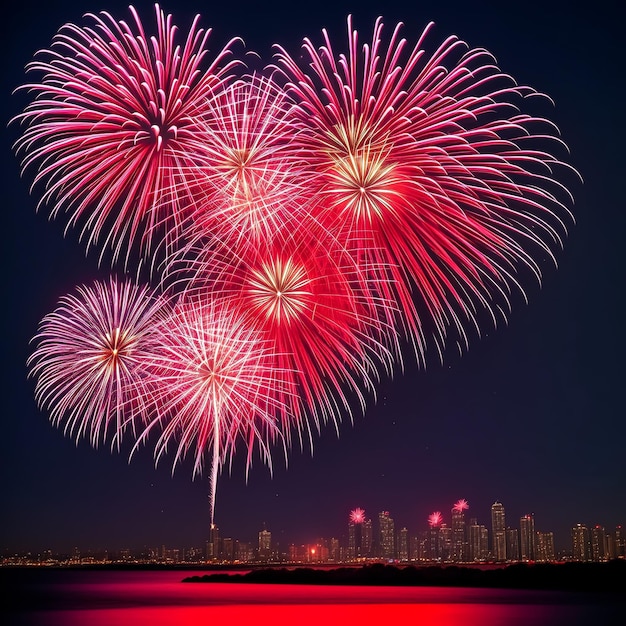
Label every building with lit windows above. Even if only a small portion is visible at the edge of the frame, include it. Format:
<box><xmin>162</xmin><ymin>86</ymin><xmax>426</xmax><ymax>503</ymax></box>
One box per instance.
<box><xmin>536</xmin><ymin>531</ymin><xmax>555</xmax><ymax>562</ymax></box>
<box><xmin>491</xmin><ymin>502</ymin><xmax>507</xmax><ymax>562</ymax></box>
<box><xmin>451</xmin><ymin>501</ymin><xmax>468</xmax><ymax>563</ymax></box>
<box><xmin>520</xmin><ymin>514</ymin><xmax>536</xmax><ymax>561</ymax></box>
<box><xmin>506</xmin><ymin>528</ymin><xmax>520</xmax><ymax>562</ymax></box>
<box><xmin>258</xmin><ymin>526</ymin><xmax>272</xmax><ymax>561</ymax></box>
<box><xmin>378</xmin><ymin>511</ymin><xmax>395</xmax><ymax>559</ymax></box>
<box><xmin>398</xmin><ymin>527</ymin><xmax>409</xmax><ymax>561</ymax></box>
<box><xmin>590</xmin><ymin>525</ymin><xmax>607</xmax><ymax>562</ymax></box>
<box><xmin>572</xmin><ymin>524</ymin><xmax>591</xmax><ymax>562</ymax></box>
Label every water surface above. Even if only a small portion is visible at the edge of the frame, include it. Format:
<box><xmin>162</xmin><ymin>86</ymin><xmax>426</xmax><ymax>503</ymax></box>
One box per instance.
<box><xmin>3</xmin><ymin>568</ymin><xmax>623</xmax><ymax>625</ymax></box>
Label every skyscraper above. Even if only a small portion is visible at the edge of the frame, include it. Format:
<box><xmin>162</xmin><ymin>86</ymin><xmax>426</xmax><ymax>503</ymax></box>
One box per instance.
<box><xmin>571</xmin><ymin>524</ymin><xmax>591</xmax><ymax>562</ymax></box>
<box><xmin>378</xmin><ymin>511</ymin><xmax>395</xmax><ymax>559</ymax></box>
<box><xmin>347</xmin><ymin>523</ymin><xmax>360</xmax><ymax>560</ymax></box>
<box><xmin>348</xmin><ymin>508</ymin><xmax>369</xmax><ymax>560</ymax></box>
<box><xmin>207</xmin><ymin>523</ymin><xmax>219</xmax><ymax>561</ymax></box>
<box><xmin>362</xmin><ymin>518</ymin><xmax>373</xmax><ymax>557</ymax></box>
<box><xmin>491</xmin><ymin>502</ymin><xmax>507</xmax><ymax>562</ymax></box>
<box><xmin>536</xmin><ymin>532</ymin><xmax>555</xmax><ymax>562</ymax></box>
<box><xmin>468</xmin><ymin>518</ymin><xmax>482</xmax><ymax>562</ymax></box>
<box><xmin>520</xmin><ymin>514</ymin><xmax>536</xmax><ymax>561</ymax></box>
<box><xmin>398</xmin><ymin>527</ymin><xmax>409</xmax><ymax>561</ymax></box>
<box><xmin>451</xmin><ymin>499</ymin><xmax>469</xmax><ymax>563</ymax></box>
<box><xmin>506</xmin><ymin>527</ymin><xmax>520</xmax><ymax>562</ymax></box>
<box><xmin>590</xmin><ymin>525</ymin><xmax>607</xmax><ymax>562</ymax></box>
<box><xmin>258</xmin><ymin>526</ymin><xmax>272</xmax><ymax>561</ymax></box>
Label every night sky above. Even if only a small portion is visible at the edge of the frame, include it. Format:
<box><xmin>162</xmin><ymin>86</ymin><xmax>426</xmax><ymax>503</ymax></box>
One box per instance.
<box><xmin>2</xmin><ymin>0</ymin><xmax>624</xmax><ymax>555</ymax></box>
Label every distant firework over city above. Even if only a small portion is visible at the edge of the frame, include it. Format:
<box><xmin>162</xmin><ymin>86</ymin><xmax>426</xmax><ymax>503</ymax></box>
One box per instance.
<box><xmin>350</xmin><ymin>508</ymin><xmax>367</xmax><ymax>524</ymax></box>
<box><xmin>429</xmin><ymin>512</ymin><xmax>444</xmax><ymax>528</ymax></box>
<box><xmin>453</xmin><ymin>499</ymin><xmax>470</xmax><ymax>513</ymax></box>
<box><xmin>13</xmin><ymin>4</ymin><xmax>576</xmax><ymax>522</ymax></box>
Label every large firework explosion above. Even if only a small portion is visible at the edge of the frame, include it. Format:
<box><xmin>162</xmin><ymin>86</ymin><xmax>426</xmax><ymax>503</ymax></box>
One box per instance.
<box><xmin>274</xmin><ymin>17</ymin><xmax>575</xmax><ymax>360</ymax></box>
<box><xmin>15</xmin><ymin>6</ymin><xmax>576</xmax><ymax>522</ymax></box>
<box><xmin>13</xmin><ymin>4</ymin><xmax>241</xmax><ymax>266</ymax></box>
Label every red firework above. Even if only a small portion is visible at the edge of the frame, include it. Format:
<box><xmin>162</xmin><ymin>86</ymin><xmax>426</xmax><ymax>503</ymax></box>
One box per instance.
<box><xmin>28</xmin><ymin>278</ymin><xmax>170</xmax><ymax>448</ymax></box>
<box><xmin>274</xmin><ymin>17</ymin><xmax>575</xmax><ymax>361</ymax></box>
<box><xmin>182</xmin><ymin>73</ymin><xmax>310</xmax><ymax>250</ymax></box>
<box><xmin>13</xmin><ymin>5</ymin><xmax>241</xmax><ymax>265</ymax></box>
<box><xmin>429</xmin><ymin>511</ymin><xmax>444</xmax><ymax>527</ymax></box>
<box><xmin>453</xmin><ymin>499</ymin><xmax>469</xmax><ymax>513</ymax></box>
<box><xmin>350</xmin><ymin>507</ymin><xmax>366</xmax><ymax>524</ymax></box>
<box><xmin>137</xmin><ymin>299</ymin><xmax>290</xmax><ymax>522</ymax></box>
<box><xmin>179</xmin><ymin>229</ymin><xmax>395</xmax><ymax>447</ymax></box>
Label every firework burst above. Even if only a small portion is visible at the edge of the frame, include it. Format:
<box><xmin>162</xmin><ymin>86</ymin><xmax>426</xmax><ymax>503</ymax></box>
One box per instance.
<box><xmin>428</xmin><ymin>511</ymin><xmax>443</xmax><ymax>527</ymax></box>
<box><xmin>350</xmin><ymin>507</ymin><xmax>366</xmax><ymax>524</ymax></box>
<box><xmin>453</xmin><ymin>498</ymin><xmax>469</xmax><ymax>513</ymax></box>
<box><xmin>137</xmin><ymin>298</ymin><xmax>291</xmax><ymax>522</ymax></box>
<box><xmin>275</xmin><ymin>17</ymin><xmax>575</xmax><ymax>361</ymax></box>
<box><xmin>181</xmin><ymin>73</ymin><xmax>309</xmax><ymax>249</ymax></box>
<box><xmin>13</xmin><ymin>4</ymin><xmax>241</xmax><ymax>265</ymax></box>
<box><xmin>178</xmin><ymin>230</ymin><xmax>395</xmax><ymax>448</ymax></box>
<box><xmin>28</xmin><ymin>278</ymin><xmax>169</xmax><ymax>448</ymax></box>
<box><xmin>16</xmin><ymin>8</ymin><xmax>577</xmax><ymax>526</ymax></box>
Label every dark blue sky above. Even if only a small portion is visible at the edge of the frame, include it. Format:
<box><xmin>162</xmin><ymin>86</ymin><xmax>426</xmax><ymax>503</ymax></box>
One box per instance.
<box><xmin>2</xmin><ymin>0</ymin><xmax>624</xmax><ymax>555</ymax></box>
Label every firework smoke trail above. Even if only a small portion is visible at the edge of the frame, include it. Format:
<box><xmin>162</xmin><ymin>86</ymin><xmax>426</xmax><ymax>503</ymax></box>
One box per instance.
<box><xmin>12</xmin><ymin>4</ymin><xmax>241</xmax><ymax>267</ymax></box>
<box><xmin>28</xmin><ymin>278</ymin><xmax>170</xmax><ymax>449</ymax></box>
<box><xmin>177</xmin><ymin>228</ymin><xmax>397</xmax><ymax>451</ymax></box>
<box><xmin>274</xmin><ymin>17</ymin><xmax>576</xmax><ymax>362</ymax></box>
<box><xmin>136</xmin><ymin>299</ymin><xmax>292</xmax><ymax>523</ymax></box>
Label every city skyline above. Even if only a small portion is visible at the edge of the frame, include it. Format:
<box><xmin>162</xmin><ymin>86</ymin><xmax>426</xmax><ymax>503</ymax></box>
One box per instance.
<box><xmin>3</xmin><ymin>0</ymin><xmax>624</xmax><ymax>557</ymax></box>
<box><xmin>4</xmin><ymin>499</ymin><xmax>623</xmax><ymax>565</ymax></box>
<box><xmin>3</xmin><ymin>496</ymin><xmax>622</xmax><ymax>557</ymax></box>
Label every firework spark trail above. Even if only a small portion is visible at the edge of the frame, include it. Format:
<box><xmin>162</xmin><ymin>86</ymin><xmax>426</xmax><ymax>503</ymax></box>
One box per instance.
<box><xmin>28</xmin><ymin>278</ymin><xmax>170</xmax><ymax>449</ymax></box>
<box><xmin>12</xmin><ymin>4</ymin><xmax>241</xmax><ymax>267</ymax></box>
<box><xmin>135</xmin><ymin>299</ymin><xmax>292</xmax><ymax>523</ymax></box>
<box><xmin>274</xmin><ymin>17</ymin><xmax>576</xmax><ymax>362</ymax></box>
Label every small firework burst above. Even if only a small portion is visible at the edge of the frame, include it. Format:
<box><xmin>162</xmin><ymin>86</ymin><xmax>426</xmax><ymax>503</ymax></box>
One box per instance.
<box><xmin>453</xmin><ymin>499</ymin><xmax>469</xmax><ymax>513</ymax></box>
<box><xmin>137</xmin><ymin>298</ymin><xmax>292</xmax><ymax>522</ymax></box>
<box><xmin>428</xmin><ymin>511</ymin><xmax>444</xmax><ymax>527</ymax></box>
<box><xmin>28</xmin><ymin>278</ymin><xmax>169</xmax><ymax>448</ymax></box>
<box><xmin>350</xmin><ymin>507</ymin><xmax>367</xmax><ymax>524</ymax></box>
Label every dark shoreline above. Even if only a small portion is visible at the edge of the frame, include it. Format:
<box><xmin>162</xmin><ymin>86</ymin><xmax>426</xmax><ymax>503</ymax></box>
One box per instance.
<box><xmin>183</xmin><ymin>561</ymin><xmax>626</xmax><ymax>593</ymax></box>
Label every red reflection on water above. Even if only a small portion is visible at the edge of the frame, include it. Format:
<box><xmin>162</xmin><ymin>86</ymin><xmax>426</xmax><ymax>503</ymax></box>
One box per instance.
<box><xmin>27</xmin><ymin>603</ymin><xmax>575</xmax><ymax>626</ymax></box>
<box><xmin>9</xmin><ymin>572</ymin><xmax>618</xmax><ymax>625</ymax></box>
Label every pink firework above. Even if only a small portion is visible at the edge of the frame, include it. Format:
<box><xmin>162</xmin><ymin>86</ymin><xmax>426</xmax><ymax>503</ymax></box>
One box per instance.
<box><xmin>179</xmin><ymin>230</ymin><xmax>395</xmax><ymax>448</ymax></box>
<box><xmin>182</xmin><ymin>73</ymin><xmax>310</xmax><ymax>250</ymax></box>
<box><xmin>137</xmin><ymin>298</ymin><xmax>291</xmax><ymax>523</ymax></box>
<box><xmin>28</xmin><ymin>278</ymin><xmax>170</xmax><ymax>448</ymax></box>
<box><xmin>274</xmin><ymin>17</ymin><xmax>575</xmax><ymax>361</ymax></box>
<box><xmin>453</xmin><ymin>498</ymin><xmax>469</xmax><ymax>513</ymax></box>
<box><xmin>13</xmin><ymin>5</ymin><xmax>241</xmax><ymax>265</ymax></box>
<box><xmin>350</xmin><ymin>507</ymin><xmax>366</xmax><ymax>524</ymax></box>
<box><xmin>428</xmin><ymin>511</ymin><xmax>443</xmax><ymax>528</ymax></box>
